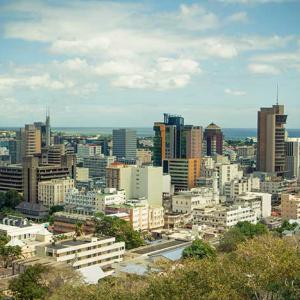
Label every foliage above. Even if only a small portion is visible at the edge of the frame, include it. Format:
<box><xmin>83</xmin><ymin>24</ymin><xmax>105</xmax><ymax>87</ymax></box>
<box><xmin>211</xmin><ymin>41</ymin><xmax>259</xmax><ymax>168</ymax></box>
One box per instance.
<box><xmin>94</xmin><ymin>214</ymin><xmax>144</xmax><ymax>250</ymax></box>
<box><xmin>9</xmin><ymin>264</ymin><xmax>82</xmax><ymax>300</ymax></box>
<box><xmin>49</xmin><ymin>205</ymin><xmax>64</xmax><ymax>215</ymax></box>
<box><xmin>0</xmin><ymin>234</ymin><xmax>22</xmax><ymax>268</ymax></box>
<box><xmin>74</xmin><ymin>222</ymin><xmax>83</xmax><ymax>239</ymax></box>
<box><xmin>9</xmin><ymin>265</ymin><xmax>49</xmax><ymax>300</ymax></box>
<box><xmin>182</xmin><ymin>239</ymin><xmax>216</xmax><ymax>260</ymax></box>
<box><xmin>0</xmin><ymin>245</ymin><xmax>22</xmax><ymax>268</ymax></box>
<box><xmin>276</xmin><ymin>220</ymin><xmax>298</xmax><ymax>235</ymax></box>
<box><xmin>0</xmin><ymin>190</ymin><xmax>23</xmax><ymax>211</ymax></box>
<box><xmin>218</xmin><ymin>227</ymin><xmax>247</xmax><ymax>252</ymax></box>
<box><xmin>235</xmin><ymin>221</ymin><xmax>268</xmax><ymax>238</ymax></box>
<box><xmin>48</xmin><ymin>235</ymin><xmax>300</xmax><ymax>300</ymax></box>
<box><xmin>218</xmin><ymin>221</ymin><xmax>268</xmax><ymax>253</ymax></box>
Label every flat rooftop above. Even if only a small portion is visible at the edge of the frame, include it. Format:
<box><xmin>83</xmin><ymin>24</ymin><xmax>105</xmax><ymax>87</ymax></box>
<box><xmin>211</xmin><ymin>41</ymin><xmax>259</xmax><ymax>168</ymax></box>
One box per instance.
<box><xmin>132</xmin><ymin>239</ymin><xmax>186</xmax><ymax>255</ymax></box>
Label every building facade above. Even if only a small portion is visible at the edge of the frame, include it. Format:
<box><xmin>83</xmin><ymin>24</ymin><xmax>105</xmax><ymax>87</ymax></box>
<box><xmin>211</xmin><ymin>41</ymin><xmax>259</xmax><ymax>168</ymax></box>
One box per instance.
<box><xmin>112</xmin><ymin>129</ymin><xmax>137</xmax><ymax>160</ymax></box>
<box><xmin>257</xmin><ymin>104</ymin><xmax>287</xmax><ymax>176</ymax></box>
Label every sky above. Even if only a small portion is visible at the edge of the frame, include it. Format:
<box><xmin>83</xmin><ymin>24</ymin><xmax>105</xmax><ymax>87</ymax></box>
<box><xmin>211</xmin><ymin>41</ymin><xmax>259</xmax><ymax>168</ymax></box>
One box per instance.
<box><xmin>0</xmin><ymin>0</ymin><xmax>299</xmax><ymax>128</ymax></box>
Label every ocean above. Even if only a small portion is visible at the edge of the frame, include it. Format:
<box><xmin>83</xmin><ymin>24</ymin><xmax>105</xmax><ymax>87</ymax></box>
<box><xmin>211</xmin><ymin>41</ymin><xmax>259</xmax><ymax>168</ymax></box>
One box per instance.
<box><xmin>1</xmin><ymin>127</ymin><xmax>300</xmax><ymax>140</ymax></box>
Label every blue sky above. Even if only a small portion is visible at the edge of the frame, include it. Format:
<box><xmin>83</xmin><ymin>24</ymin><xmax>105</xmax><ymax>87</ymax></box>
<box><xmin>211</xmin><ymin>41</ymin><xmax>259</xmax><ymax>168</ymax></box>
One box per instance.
<box><xmin>0</xmin><ymin>0</ymin><xmax>299</xmax><ymax>128</ymax></box>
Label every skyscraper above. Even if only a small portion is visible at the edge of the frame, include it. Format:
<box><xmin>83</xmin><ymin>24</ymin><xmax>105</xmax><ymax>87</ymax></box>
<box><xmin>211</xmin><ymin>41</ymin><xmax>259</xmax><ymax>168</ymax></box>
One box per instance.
<box><xmin>20</xmin><ymin>124</ymin><xmax>41</xmax><ymax>159</ymax></box>
<box><xmin>203</xmin><ymin>123</ymin><xmax>224</xmax><ymax>156</ymax></box>
<box><xmin>257</xmin><ymin>104</ymin><xmax>287</xmax><ymax>176</ymax></box>
<box><xmin>112</xmin><ymin>128</ymin><xmax>137</xmax><ymax>160</ymax></box>
<box><xmin>153</xmin><ymin>113</ymin><xmax>202</xmax><ymax>166</ymax></box>
<box><xmin>285</xmin><ymin>138</ymin><xmax>300</xmax><ymax>180</ymax></box>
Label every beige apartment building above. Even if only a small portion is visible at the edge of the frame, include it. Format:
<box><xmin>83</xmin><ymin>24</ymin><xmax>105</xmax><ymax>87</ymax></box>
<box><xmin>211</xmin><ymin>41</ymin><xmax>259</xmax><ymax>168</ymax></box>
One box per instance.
<box><xmin>38</xmin><ymin>178</ymin><xmax>74</xmax><ymax>207</ymax></box>
<box><xmin>281</xmin><ymin>193</ymin><xmax>300</xmax><ymax>220</ymax></box>
<box><xmin>257</xmin><ymin>104</ymin><xmax>287</xmax><ymax>176</ymax></box>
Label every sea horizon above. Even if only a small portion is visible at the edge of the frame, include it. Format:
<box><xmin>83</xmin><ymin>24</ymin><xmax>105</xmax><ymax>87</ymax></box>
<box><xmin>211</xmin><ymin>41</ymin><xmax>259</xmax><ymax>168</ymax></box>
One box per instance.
<box><xmin>1</xmin><ymin>126</ymin><xmax>300</xmax><ymax>140</ymax></box>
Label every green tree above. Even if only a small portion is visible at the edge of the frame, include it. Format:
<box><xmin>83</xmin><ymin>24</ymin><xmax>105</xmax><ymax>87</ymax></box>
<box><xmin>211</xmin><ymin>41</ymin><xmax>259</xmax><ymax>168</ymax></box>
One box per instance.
<box><xmin>9</xmin><ymin>265</ymin><xmax>49</xmax><ymax>300</ymax></box>
<box><xmin>94</xmin><ymin>215</ymin><xmax>144</xmax><ymax>250</ymax></box>
<box><xmin>74</xmin><ymin>222</ymin><xmax>83</xmax><ymax>239</ymax></box>
<box><xmin>218</xmin><ymin>227</ymin><xmax>247</xmax><ymax>253</ymax></box>
<box><xmin>4</xmin><ymin>190</ymin><xmax>22</xmax><ymax>209</ymax></box>
<box><xmin>276</xmin><ymin>220</ymin><xmax>298</xmax><ymax>235</ymax></box>
<box><xmin>235</xmin><ymin>221</ymin><xmax>268</xmax><ymax>238</ymax></box>
<box><xmin>0</xmin><ymin>245</ymin><xmax>22</xmax><ymax>268</ymax></box>
<box><xmin>49</xmin><ymin>205</ymin><xmax>64</xmax><ymax>215</ymax></box>
<box><xmin>182</xmin><ymin>239</ymin><xmax>216</xmax><ymax>260</ymax></box>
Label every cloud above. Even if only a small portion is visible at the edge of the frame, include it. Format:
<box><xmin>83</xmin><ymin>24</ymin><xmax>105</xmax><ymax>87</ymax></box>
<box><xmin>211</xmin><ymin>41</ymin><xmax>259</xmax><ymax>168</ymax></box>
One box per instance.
<box><xmin>226</xmin><ymin>12</ymin><xmax>248</xmax><ymax>23</ymax></box>
<box><xmin>224</xmin><ymin>88</ymin><xmax>246</xmax><ymax>96</ymax></box>
<box><xmin>0</xmin><ymin>1</ymin><xmax>297</xmax><ymax>92</ymax></box>
<box><xmin>248</xmin><ymin>63</ymin><xmax>281</xmax><ymax>74</ymax></box>
<box><xmin>0</xmin><ymin>73</ymin><xmax>74</xmax><ymax>91</ymax></box>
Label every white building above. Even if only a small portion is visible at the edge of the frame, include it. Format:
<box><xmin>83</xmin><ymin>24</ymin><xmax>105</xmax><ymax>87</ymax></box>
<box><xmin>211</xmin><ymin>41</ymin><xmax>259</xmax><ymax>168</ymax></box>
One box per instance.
<box><xmin>235</xmin><ymin>192</ymin><xmax>272</xmax><ymax>219</ymax></box>
<box><xmin>172</xmin><ymin>170</ymin><xmax>220</xmax><ymax>214</ymax></box>
<box><xmin>216</xmin><ymin>163</ymin><xmax>243</xmax><ymax>195</ymax></box>
<box><xmin>0</xmin><ymin>218</ymin><xmax>46</xmax><ymax>241</ymax></box>
<box><xmin>224</xmin><ymin>176</ymin><xmax>260</xmax><ymax>201</ymax></box>
<box><xmin>38</xmin><ymin>235</ymin><xmax>125</xmax><ymax>272</ymax></box>
<box><xmin>76</xmin><ymin>167</ymin><xmax>89</xmax><ymax>181</ymax></box>
<box><xmin>38</xmin><ymin>178</ymin><xmax>75</xmax><ymax>207</ymax></box>
<box><xmin>64</xmin><ymin>188</ymin><xmax>126</xmax><ymax>215</ymax></box>
<box><xmin>107</xmin><ymin>165</ymin><xmax>164</xmax><ymax>207</ymax></box>
<box><xmin>193</xmin><ymin>205</ymin><xmax>256</xmax><ymax>231</ymax></box>
<box><xmin>285</xmin><ymin>138</ymin><xmax>300</xmax><ymax>180</ymax></box>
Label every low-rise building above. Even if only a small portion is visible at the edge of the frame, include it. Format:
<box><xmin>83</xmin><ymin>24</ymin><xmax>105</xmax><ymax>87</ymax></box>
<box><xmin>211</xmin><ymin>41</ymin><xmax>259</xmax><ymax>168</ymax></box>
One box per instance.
<box><xmin>0</xmin><ymin>216</ymin><xmax>46</xmax><ymax>241</ymax></box>
<box><xmin>172</xmin><ymin>188</ymin><xmax>217</xmax><ymax>214</ymax></box>
<box><xmin>281</xmin><ymin>193</ymin><xmax>300</xmax><ymax>220</ymax></box>
<box><xmin>53</xmin><ymin>212</ymin><xmax>96</xmax><ymax>234</ymax></box>
<box><xmin>36</xmin><ymin>235</ymin><xmax>125</xmax><ymax>271</ymax></box>
<box><xmin>193</xmin><ymin>205</ymin><xmax>256</xmax><ymax>231</ymax></box>
<box><xmin>224</xmin><ymin>176</ymin><xmax>260</xmax><ymax>201</ymax></box>
<box><xmin>64</xmin><ymin>188</ymin><xmax>126</xmax><ymax>215</ymax></box>
<box><xmin>235</xmin><ymin>192</ymin><xmax>272</xmax><ymax>219</ymax></box>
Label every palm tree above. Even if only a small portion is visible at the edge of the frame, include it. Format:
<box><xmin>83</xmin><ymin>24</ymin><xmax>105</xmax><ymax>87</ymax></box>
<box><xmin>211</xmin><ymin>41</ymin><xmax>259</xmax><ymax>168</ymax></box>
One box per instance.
<box><xmin>74</xmin><ymin>222</ymin><xmax>83</xmax><ymax>240</ymax></box>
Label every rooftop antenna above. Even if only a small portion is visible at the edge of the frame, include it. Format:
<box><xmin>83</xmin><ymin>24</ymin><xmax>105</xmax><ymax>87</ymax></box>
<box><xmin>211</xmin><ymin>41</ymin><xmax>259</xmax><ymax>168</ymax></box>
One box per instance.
<box><xmin>276</xmin><ymin>83</ymin><xmax>279</xmax><ymax>105</ymax></box>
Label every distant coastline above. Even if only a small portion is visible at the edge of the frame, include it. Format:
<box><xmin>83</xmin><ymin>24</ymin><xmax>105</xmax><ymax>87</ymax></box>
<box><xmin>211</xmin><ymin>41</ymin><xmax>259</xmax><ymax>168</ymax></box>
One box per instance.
<box><xmin>1</xmin><ymin>127</ymin><xmax>300</xmax><ymax>140</ymax></box>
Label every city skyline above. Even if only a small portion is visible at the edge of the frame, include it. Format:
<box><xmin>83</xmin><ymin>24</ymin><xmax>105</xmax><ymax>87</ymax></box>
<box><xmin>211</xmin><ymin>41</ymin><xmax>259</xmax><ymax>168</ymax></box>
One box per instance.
<box><xmin>0</xmin><ymin>0</ymin><xmax>300</xmax><ymax>127</ymax></box>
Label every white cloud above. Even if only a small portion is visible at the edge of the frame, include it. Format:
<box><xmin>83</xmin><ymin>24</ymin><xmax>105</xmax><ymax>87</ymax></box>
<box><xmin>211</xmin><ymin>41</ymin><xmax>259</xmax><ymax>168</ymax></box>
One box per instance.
<box><xmin>224</xmin><ymin>88</ymin><xmax>246</xmax><ymax>96</ymax></box>
<box><xmin>226</xmin><ymin>12</ymin><xmax>248</xmax><ymax>23</ymax></box>
<box><xmin>0</xmin><ymin>1</ymin><xmax>297</xmax><ymax>91</ymax></box>
<box><xmin>248</xmin><ymin>63</ymin><xmax>281</xmax><ymax>74</ymax></box>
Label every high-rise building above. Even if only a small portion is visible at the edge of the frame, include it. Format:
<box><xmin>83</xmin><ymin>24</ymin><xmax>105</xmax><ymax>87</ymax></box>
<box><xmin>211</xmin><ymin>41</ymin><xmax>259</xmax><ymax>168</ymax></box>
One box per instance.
<box><xmin>203</xmin><ymin>123</ymin><xmax>223</xmax><ymax>156</ymax></box>
<box><xmin>106</xmin><ymin>163</ymin><xmax>164</xmax><ymax>207</ymax></box>
<box><xmin>163</xmin><ymin>158</ymin><xmax>200</xmax><ymax>191</ymax></box>
<box><xmin>20</xmin><ymin>124</ymin><xmax>41</xmax><ymax>159</ymax></box>
<box><xmin>285</xmin><ymin>138</ymin><xmax>300</xmax><ymax>180</ymax></box>
<box><xmin>83</xmin><ymin>155</ymin><xmax>115</xmax><ymax>178</ymax></box>
<box><xmin>257</xmin><ymin>104</ymin><xmax>287</xmax><ymax>176</ymax></box>
<box><xmin>112</xmin><ymin>129</ymin><xmax>137</xmax><ymax>160</ymax></box>
<box><xmin>153</xmin><ymin>113</ymin><xmax>202</xmax><ymax>166</ymax></box>
<box><xmin>16</xmin><ymin>154</ymin><xmax>76</xmax><ymax>219</ymax></box>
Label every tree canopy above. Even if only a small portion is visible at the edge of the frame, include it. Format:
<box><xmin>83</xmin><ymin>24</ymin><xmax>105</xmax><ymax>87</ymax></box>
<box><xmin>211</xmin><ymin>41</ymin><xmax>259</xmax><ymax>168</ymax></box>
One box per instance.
<box><xmin>48</xmin><ymin>235</ymin><xmax>300</xmax><ymax>300</ymax></box>
<box><xmin>218</xmin><ymin>221</ymin><xmax>269</xmax><ymax>253</ymax></box>
<box><xmin>182</xmin><ymin>239</ymin><xmax>216</xmax><ymax>260</ymax></box>
<box><xmin>94</xmin><ymin>214</ymin><xmax>144</xmax><ymax>250</ymax></box>
<box><xmin>0</xmin><ymin>190</ymin><xmax>22</xmax><ymax>211</ymax></box>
